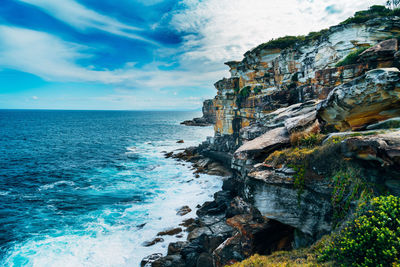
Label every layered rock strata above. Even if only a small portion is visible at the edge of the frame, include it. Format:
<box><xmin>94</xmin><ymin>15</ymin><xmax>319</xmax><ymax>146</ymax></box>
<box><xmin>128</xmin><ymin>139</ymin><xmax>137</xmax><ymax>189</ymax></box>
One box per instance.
<box><xmin>143</xmin><ymin>16</ymin><xmax>400</xmax><ymax>267</ymax></box>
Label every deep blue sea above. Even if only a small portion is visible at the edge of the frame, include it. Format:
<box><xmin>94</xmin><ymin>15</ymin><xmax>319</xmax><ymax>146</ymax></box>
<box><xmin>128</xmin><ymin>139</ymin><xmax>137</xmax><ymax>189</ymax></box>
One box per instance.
<box><xmin>0</xmin><ymin>110</ymin><xmax>221</xmax><ymax>267</ymax></box>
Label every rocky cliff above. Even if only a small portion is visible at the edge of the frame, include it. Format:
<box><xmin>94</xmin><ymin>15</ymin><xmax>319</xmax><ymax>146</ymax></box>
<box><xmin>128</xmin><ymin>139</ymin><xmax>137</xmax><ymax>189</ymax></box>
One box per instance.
<box><xmin>143</xmin><ymin>10</ymin><xmax>400</xmax><ymax>267</ymax></box>
<box><xmin>181</xmin><ymin>99</ymin><xmax>216</xmax><ymax>126</ymax></box>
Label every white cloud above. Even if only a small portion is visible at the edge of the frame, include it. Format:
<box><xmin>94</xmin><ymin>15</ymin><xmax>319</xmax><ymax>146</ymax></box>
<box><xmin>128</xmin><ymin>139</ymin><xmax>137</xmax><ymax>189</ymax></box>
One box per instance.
<box><xmin>0</xmin><ymin>0</ymin><xmax>389</xmax><ymax>109</ymax></box>
<box><xmin>17</xmin><ymin>0</ymin><xmax>157</xmax><ymax>44</ymax></box>
<box><xmin>0</xmin><ymin>25</ymin><xmax>222</xmax><ymax>91</ymax></box>
<box><xmin>32</xmin><ymin>96</ymin><xmax>38</xmax><ymax>100</ymax></box>
<box><xmin>169</xmin><ymin>0</ymin><xmax>387</xmax><ymax>64</ymax></box>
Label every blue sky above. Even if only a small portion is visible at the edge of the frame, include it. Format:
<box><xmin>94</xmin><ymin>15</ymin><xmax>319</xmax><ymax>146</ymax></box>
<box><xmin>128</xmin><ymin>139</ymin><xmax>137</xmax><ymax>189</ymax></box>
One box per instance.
<box><xmin>0</xmin><ymin>0</ymin><xmax>386</xmax><ymax>110</ymax></box>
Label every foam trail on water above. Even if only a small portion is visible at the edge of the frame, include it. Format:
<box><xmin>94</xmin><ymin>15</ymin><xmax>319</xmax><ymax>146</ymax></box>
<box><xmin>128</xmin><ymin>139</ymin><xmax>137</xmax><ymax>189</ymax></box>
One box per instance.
<box><xmin>2</xmin><ymin>126</ymin><xmax>221</xmax><ymax>267</ymax></box>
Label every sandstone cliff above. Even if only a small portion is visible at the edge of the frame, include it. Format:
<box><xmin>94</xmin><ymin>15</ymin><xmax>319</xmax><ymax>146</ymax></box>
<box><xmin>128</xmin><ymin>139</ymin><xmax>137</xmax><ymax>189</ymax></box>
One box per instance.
<box><xmin>143</xmin><ymin>9</ymin><xmax>400</xmax><ymax>267</ymax></box>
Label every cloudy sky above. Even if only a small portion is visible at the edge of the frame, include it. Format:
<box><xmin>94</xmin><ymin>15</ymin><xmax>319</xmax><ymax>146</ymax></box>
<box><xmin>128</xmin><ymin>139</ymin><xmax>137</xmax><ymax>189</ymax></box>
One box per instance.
<box><xmin>0</xmin><ymin>0</ymin><xmax>386</xmax><ymax>110</ymax></box>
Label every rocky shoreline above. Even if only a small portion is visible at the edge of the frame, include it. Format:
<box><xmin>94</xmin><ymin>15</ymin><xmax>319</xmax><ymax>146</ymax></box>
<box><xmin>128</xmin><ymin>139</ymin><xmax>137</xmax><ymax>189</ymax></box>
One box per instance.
<box><xmin>141</xmin><ymin>146</ymin><xmax>296</xmax><ymax>267</ymax></box>
<box><xmin>142</xmin><ymin>11</ymin><xmax>400</xmax><ymax>267</ymax></box>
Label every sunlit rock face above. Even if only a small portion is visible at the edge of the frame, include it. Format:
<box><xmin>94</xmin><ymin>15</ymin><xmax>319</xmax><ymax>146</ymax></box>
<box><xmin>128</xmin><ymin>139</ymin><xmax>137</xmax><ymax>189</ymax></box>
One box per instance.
<box><xmin>212</xmin><ymin>17</ymin><xmax>400</xmax><ymax>137</ymax></box>
<box><xmin>198</xmin><ymin>16</ymin><xmax>400</xmax><ymax>244</ymax></box>
<box><xmin>317</xmin><ymin>68</ymin><xmax>400</xmax><ymax>131</ymax></box>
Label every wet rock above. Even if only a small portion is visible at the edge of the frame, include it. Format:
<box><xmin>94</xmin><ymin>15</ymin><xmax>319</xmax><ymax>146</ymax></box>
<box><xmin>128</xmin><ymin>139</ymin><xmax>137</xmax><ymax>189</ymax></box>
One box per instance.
<box><xmin>198</xmin><ymin>214</ymin><xmax>225</xmax><ymax>227</ymax></box>
<box><xmin>157</xmin><ymin>227</ymin><xmax>183</xmax><ymax>236</ymax></box>
<box><xmin>176</xmin><ymin>206</ymin><xmax>192</xmax><ymax>216</ymax></box>
<box><xmin>196</xmin><ymin>252</ymin><xmax>214</xmax><ymax>267</ymax></box>
<box><xmin>164</xmin><ymin>152</ymin><xmax>173</xmax><ymax>158</ymax></box>
<box><xmin>226</xmin><ymin>197</ymin><xmax>253</xmax><ymax>218</ymax></box>
<box><xmin>208</xmin><ymin>221</ymin><xmax>233</xmax><ymax>235</ymax></box>
<box><xmin>168</xmin><ymin>241</ymin><xmax>189</xmax><ymax>255</ymax></box>
<box><xmin>142</xmin><ymin>237</ymin><xmax>164</xmax><ymax>247</ymax></box>
<box><xmin>141</xmin><ymin>253</ymin><xmax>163</xmax><ymax>267</ymax></box>
<box><xmin>187</xmin><ymin>227</ymin><xmax>213</xmax><ymax>241</ymax></box>
<box><xmin>180</xmin><ymin>218</ymin><xmax>197</xmax><ymax>228</ymax></box>
<box><xmin>317</xmin><ymin>68</ymin><xmax>400</xmax><ymax>131</ymax></box>
<box><xmin>152</xmin><ymin>254</ymin><xmax>186</xmax><ymax>267</ymax></box>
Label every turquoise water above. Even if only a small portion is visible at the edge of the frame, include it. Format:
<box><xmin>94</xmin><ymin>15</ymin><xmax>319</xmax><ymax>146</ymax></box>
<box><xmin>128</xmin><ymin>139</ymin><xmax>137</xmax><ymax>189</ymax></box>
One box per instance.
<box><xmin>0</xmin><ymin>110</ymin><xmax>221</xmax><ymax>266</ymax></box>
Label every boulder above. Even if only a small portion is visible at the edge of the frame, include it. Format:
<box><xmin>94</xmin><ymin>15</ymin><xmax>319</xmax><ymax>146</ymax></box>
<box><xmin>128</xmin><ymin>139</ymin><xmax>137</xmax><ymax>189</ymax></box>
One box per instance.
<box><xmin>341</xmin><ymin>130</ymin><xmax>400</xmax><ymax>166</ymax></box>
<box><xmin>234</xmin><ymin>127</ymin><xmax>290</xmax><ymax>159</ymax></box>
<box><xmin>196</xmin><ymin>252</ymin><xmax>214</xmax><ymax>267</ymax></box>
<box><xmin>168</xmin><ymin>241</ymin><xmax>189</xmax><ymax>255</ymax></box>
<box><xmin>317</xmin><ymin>68</ymin><xmax>400</xmax><ymax>131</ymax></box>
<box><xmin>359</xmin><ymin>38</ymin><xmax>398</xmax><ymax>64</ymax></box>
<box><xmin>141</xmin><ymin>253</ymin><xmax>163</xmax><ymax>267</ymax></box>
<box><xmin>177</xmin><ymin>206</ymin><xmax>192</xmax><ymax>216</ymax></box>
<box><xmin>142</xmin><ymin>237</ymin><xmax>164</xmax><ymax>247</ymax></box>
<box><xmin>245</xmin><ymin>176</ymin><xmax>332</xmax><ymax>237</ymax></box>
<box><xmin>157</xmin><ymin>227</ymin><xmax>183</xmax><ymax>236</ymax></box>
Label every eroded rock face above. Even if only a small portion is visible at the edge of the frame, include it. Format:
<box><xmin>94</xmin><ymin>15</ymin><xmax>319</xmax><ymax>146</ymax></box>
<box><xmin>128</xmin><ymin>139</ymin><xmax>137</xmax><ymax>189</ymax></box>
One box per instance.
<box><xmin>234</xmin><ymin>127</ymin><xmax>290</xmax><ymax>159</ymax></box>
<box><xmin>359</xmin><ymin>38</ymin><xmax>399</xmax><ymax>67</ymax></box>
<box><xmin>181</xmin><ymin>99</ymin><xmax>216</xmax><ymax>126</ymax></box>
<box><xmin>213</xmin><ymin>17</ymin><xmax>400</xmax><ymax>136</ymax></box>
<box><xmin>341</xmin><ymin>130</ymin><xmax>400</xmax><ymax>166</ymax></box>
<box><xmin>317</xmin><ymin>68</ymin><xmax>400</xmax><ymax>131</ymax></box>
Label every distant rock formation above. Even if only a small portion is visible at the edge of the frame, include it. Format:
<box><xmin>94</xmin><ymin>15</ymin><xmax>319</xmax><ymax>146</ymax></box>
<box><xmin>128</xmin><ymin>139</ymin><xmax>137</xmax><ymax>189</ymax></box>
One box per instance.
<box><xmin>181</xmin><ymin>99</ymin><xmax>216</xmax><ymax>126</ymax></box>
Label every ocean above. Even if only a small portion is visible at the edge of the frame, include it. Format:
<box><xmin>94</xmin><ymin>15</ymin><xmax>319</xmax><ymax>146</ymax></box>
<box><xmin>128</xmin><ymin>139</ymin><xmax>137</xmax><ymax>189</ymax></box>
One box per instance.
<box><xmin>0</xmin><ymin>110</ymin><xmax>221</xmax><ymax>267</ymax></box>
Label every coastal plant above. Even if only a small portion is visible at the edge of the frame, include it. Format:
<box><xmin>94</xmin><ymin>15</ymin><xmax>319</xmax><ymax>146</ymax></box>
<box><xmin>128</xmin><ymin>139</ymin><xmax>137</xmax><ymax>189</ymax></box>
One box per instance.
<box><xmin>240</xmin><ymin>86</ymin><xmax>251</xmax><ymax>97</ymax></box>
<box><xmin>290</xmin><ymin>163</ymin><xmax>306</xmax><ymax>203</ymax></box>
<box><xmin>330</xmin><ymin>169</ymin><xmax>369</xmax><ymax>225</ymax></box>
<box><xmin>319</xmin><ymin>195</ymin><xmax>400</xmax><ymax>266</ymax></box>
<box><xmin>340</xmin><ymin>5</ymin><xmax>393</xmax><ymax>25</ymax></box>
<box><xmin>253</xmin><ymin>85</ymin><xmax>262</xmax><ymax>94</ymax></box>
<box><xmin>290</xmin><ymin>132</ymin><xmax>325</xmax><ymax>148</ymax></box>
<box><xmin>335</xmin><ymin>46</ymin><xmax>370</xmax><ymax>67</ymax></box>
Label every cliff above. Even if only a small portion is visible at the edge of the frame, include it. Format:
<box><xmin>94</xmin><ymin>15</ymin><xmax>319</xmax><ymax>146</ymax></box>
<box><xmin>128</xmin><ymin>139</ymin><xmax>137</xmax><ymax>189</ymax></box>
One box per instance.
<box><xmin>143</xmin><ymin>8</ymin><xmax>400</xmax><ymax>267</ymax></box>
<box><xmin>181</xmin><ymin>99</ymin><xmax>216</xmax><ymax>126</ymax></box>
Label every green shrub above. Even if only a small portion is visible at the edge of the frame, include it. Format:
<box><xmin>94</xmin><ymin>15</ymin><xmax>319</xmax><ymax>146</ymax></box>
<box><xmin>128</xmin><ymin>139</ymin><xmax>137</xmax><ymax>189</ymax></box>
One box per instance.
<box><xmin>340</xmin><ymin>5</ymin><xmax>392</xmax><ymax>25</ymax></box>
<box><xmin>330</xmin><ymin>169</ymin><xmax>370</xmax><ymax>224</ymax></box>
<box><xmin>335</xmin><ymin>47</ymin><xmax>370</xmax><ymax>67</ymax></box>
<box><xmin>240</xmin><ymin>86</ymin><xmax>251</xmax><ymax>97</ymax></box>
<box><xmin>319</xmin><ymin>195</ymin><xmax>400</xmax><ymax>266</ymax></box>
<box><xmin>253</xmin><ymin>85</ymin><xmax>262</xmax><ymax>94</ymax></box>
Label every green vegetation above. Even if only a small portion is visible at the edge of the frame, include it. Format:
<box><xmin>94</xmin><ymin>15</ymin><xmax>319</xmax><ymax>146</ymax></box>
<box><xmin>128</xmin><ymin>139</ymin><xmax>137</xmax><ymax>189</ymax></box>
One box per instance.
<box><xmin>340</xmin><ymin>5</ymin><xmax>397</xmax><ymax>25</ymax></box>
<box><xmin>290</xmin><ymin>132</ymin><xmax>325</xmax><ymax>148</ymax></box>
<box><xmin>319</xmin><ymin>195</ymin><xmax>400</xmax><ymax>266</ymax></box>
<box><xmin>253</xmin><ymin>85</ymin><xmax>262</xmax><ymax>94</ymax></box>
<box><xmin>250</xmin><ymin>5</ymin><xmax>398</xmax><ymax>54</ymax></box>
<box><xmin>330</xmin><ymin>169</ymin><xmax>372</xmax><ymax>225</ymax></box>
<box><xmin>229</xmin><ymin>248</ymin><xmax>329</xmax><ymax>267</ymax></box>
<box><xmin>290</xmin><ymin>163</ymin><xmax>306</xmax><ymax>202</ymax></box>
<box><xmin>335</xmin><ymin>47</ymin><xmax>370</xmax><ymax>67</ymax></box>
<box><xmin>240</xmin><ymin>86</ymin><xmax>251</xmax><ymax>98</ymax></box>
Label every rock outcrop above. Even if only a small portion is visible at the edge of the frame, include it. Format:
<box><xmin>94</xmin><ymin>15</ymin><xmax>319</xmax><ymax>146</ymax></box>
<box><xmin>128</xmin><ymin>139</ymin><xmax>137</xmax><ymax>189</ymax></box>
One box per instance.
<box><xmin>144</xmin><ymin>14</ymin><xmax>400</xmax><ymax>267</ymax></box>
<box><xmin>181</xmin><ymin>99</ymin><xmax>216</xmax><ymax>126</ymax></box>
<box><xmin>317</xmin><ymin>68</ymin><xmax>400</xmax><ymax>131</ymax></box>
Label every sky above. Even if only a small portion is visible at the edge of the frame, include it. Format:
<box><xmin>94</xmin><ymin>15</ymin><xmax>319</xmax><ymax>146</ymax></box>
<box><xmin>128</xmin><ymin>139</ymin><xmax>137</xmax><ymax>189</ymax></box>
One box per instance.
<box><xmin>0</xmin><ymin>0</ymin><xmax>387</xmax><ymax>110</ymax></box>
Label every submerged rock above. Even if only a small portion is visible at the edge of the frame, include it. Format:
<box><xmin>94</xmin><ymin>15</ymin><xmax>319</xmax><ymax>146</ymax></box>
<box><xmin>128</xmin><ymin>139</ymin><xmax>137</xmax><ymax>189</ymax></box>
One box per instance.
<box><xmin>177</xmin><ymin>206</ymin><xmax>192</xmax><ymax>216</ymax></box>
<box><xmin>142</xmin><ymin>238</ymin><xmax>164</xmax><ymax>247</ymax></box>
<box><xmin>157</xmin><ymin>227</ymin><xmax>183</xmax><ymax>236</ymax></box>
